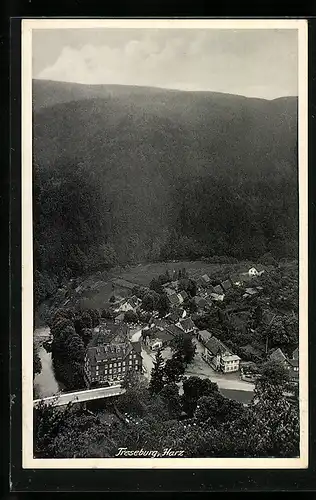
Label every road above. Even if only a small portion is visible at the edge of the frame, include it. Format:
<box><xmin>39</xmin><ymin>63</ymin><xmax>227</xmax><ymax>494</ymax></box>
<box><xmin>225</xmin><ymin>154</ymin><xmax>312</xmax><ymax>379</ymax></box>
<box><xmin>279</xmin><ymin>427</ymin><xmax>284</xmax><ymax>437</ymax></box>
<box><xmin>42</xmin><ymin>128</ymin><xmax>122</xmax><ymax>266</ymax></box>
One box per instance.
<box><xmin>33</xmin><ymin>384</ymin><xmax>126</xmax><ymax>408</ymax></box>
<box><xmin>188</xmin><ymin>338</ymin><xmax>255</xmax><ymax>392</ymax></box>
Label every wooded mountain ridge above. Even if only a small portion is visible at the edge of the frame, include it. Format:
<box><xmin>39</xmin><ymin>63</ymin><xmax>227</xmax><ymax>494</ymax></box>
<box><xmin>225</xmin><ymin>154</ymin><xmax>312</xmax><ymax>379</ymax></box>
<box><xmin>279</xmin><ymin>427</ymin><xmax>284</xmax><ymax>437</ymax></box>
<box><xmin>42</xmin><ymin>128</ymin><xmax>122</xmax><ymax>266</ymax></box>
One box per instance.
<box><xmin>33</xmin><ymin>80</ymin><xmax>298</xmax><ymax>299</ymax></box>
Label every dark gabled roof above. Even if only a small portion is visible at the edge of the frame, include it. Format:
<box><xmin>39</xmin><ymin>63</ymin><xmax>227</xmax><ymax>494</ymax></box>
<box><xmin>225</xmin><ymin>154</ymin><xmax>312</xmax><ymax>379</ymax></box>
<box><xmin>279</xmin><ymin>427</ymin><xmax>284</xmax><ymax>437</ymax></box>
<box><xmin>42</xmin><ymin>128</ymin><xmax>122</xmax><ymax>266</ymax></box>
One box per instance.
<box><xmin>179</xmin><ymin>317</ymin><xmax>195</xmax><ymax>331</ymax></box>
<box><xmin>112</xmin><ymin>278</ymin><xmax>135</xmax><ymax>290</ymax></box>
<box><xmin>269</xmin><ymin>348</ymin><xmax>288</xmax><ymax>364</ymax></box>
<box><xmin>165</xmin><ymin>324</ymin><xmax>184</xmax><ymax>337</ymax></box>
<box><xmin>179</xmin><ymin>290</ymin><xmax>189</xmax><ymax>301</ymax></box>
<box><xmin>221</xmin><ymin>279</ymin><xmax>232</xmax><ymax>291</ymax></box>
<box><xmin>131</xmin><ymin>341</ymin><xmax>142</xmax><ymax>354</ymax></box>
<box><xmin>289</xmin><ymin>358</ymin><xmax>299</xmax><ymax>368</ymax></box>
<box><xmin>155</xmin><ymin>329</ymin><xmax>174</xmax><ymax>343</ymax></box>
<box><xmin>89</xmin><ymin>323</ymin><xmax>128</xmax><ymax>347</ymax></box>
<box><xmin>205</xmin><ymin>336</ymin><xmax>231</xmax><ymax>356</ymax></box>
<box><xmin>86</xmin><ymin>342</ymin><xmax>132</xmax><ymax>366</ymax></box>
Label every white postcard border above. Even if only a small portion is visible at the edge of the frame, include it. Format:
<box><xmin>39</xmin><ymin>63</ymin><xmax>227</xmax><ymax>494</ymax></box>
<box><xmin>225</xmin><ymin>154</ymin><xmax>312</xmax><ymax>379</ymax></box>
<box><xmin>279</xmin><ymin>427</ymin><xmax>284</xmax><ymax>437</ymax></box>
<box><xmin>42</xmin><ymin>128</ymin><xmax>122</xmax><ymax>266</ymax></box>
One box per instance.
<box><xmin>21</xmin><ymin>18</ymin><xmax>309</xmax><ymax>469</ymax></box>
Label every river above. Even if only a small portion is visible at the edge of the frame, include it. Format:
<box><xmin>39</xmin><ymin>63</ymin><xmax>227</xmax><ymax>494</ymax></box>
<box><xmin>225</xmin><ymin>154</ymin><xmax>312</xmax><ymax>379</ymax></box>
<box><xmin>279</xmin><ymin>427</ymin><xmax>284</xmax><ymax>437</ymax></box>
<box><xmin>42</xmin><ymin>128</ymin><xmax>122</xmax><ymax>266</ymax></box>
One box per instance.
<box><xmin>34</xmin><ymin>326</ymin><xmax>61</xmax><ymax>398</ymax></box>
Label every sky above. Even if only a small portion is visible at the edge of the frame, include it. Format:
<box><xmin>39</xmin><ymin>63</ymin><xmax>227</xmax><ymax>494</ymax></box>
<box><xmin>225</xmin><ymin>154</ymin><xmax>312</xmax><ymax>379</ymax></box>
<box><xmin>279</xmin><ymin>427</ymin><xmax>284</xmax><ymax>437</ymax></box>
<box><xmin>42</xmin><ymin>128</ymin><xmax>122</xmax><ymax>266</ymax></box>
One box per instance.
<box><xmin>32</xmin><ymin>28</ymin><xmax>298</xmax><ymax>100</ymax></box>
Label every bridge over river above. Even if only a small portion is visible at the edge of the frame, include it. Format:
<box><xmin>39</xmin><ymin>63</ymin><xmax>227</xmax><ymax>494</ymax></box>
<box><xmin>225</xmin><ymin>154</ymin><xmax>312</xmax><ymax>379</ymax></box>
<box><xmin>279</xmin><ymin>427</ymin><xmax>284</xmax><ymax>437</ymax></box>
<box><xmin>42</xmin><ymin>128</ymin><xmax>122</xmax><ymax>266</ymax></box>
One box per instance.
<box><xmin>33</xmin><ymin>384</ymin><xmax>126</xmax><ymax>408</ymax></box>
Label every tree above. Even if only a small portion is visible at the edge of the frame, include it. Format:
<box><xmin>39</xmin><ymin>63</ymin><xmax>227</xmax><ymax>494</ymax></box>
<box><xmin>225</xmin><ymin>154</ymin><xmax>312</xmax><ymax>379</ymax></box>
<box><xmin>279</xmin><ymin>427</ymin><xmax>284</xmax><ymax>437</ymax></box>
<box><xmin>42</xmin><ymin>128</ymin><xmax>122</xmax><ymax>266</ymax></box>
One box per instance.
<box><xmin>149</xmin><ymin>348</ymin><xmax>165</xmax><ymax>395</ymax></box>
<box><xmin>124</xmin><ymin>310</ymin><xmax>138</xmax><ymax>323</ymax></box>
<box><xmin>33</xmin><ymin>343</ymin><xmax>42</xmax><ymax>379</ymax></box>
<box><xmin>149</xmin><ymin>278</ymin><xmax>164</xmax><ymax>294</ymax></box>
<box><xmin>164</xmin><ymin>352</ymin><xmax>185</xmax><ymax>383</ymax></box>
<box><xmin>159</xmin><ymin>383</ymin><xmax>182</xmax><ymax>419</ymax></box>
<box><xmin>157</xmin><ymin>293</ymin><xmax>170</xmax><ymax>317</ymax></box>
<box><xmin>179</xmin><ymin>278</ymin><xmax>197</xmax><ymax>297</ymax></box>
<box><xmin>171</xmin><ymin>333</ymin><xmax>196</xmax><ymax>366</ymax></box>
<box><xmin>256</xmin><ymin>359</ymin><xmax>290</xmax><ymax>399</ymax></box>
<box><xmin>142</xmin><ymin>291</ymin><xmax>160</xmax><ymax>312</ymax></box>
<box><xmin>182</xmin><ymin>376</ymin><xmax>219</xmax><ymax>417</ymax></box>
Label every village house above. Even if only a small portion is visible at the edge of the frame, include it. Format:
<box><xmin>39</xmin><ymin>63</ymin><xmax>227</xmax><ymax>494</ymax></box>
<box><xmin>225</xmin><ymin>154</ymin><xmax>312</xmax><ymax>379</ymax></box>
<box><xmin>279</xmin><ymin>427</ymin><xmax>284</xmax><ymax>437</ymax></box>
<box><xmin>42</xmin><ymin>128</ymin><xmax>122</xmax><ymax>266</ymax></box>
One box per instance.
<box><xmin>203</xmin><ymin>336</ymin><xmax>241</xmax><ymax>373</ymax></box>
<box><xmin>213</xmin><ymin>284</ymin><xmax>224</xmax><ymax>295</ymax></box>
<box><xmin>210</xmin><ymin>292</ymin><xmax>225</xmax><ymax>302</ymax></box>
<box><xmin>243</xmin><ymin>287</ymin><xmax>258</xmax><ymax>299</ymax></box>
<box><xmin>167</xmin><ymin>292</ymin><xmax>181</xmax><ymax>308</ymax></box>
<box><xmin>145</xmin><ymin>329</ymin><xmax>174</xmax><ymax>350</ymax></box>
<box><xmin>92</xmin><ymin>322</ymin><xmax>129</xmax><ymax>343</ymax></box>
<box><xmin>269</xmin><ymin>347</ymin><xmax>299</xmax><ymax>382</ymax></box>
<box><xmin>198</xmin><ymin>329</ymin><xmax>213</xmax><ymax>345</ymax></box>
<box><xmin>248</xmin><ymin>266</ymin><xmax>265</xmax><ymax>277</ymax></box>
<box><xmin>177</xmin><ymin>317</ymin><xmax>196</xmax><ymax>335</ymax></box>
<box><xmin>165</xmin><ymin>324</ymin><xmax>185</xmax><ymax>338</ymax></box>
<box><xmin>177</xmin><ymin>290</ymin><xmax>189</xmax><ymax>304</ymax></box>
<box><xmin>114</xmin><ymin>312</ymin><xmax>125</xmax><ymax>323</ymax></box>
<box><xmin>115</xmin><ymin>295</ymin><xmax>141</xmax><ymax>313</ymax></box>
<box><xmin>221</xmin><ymin>279</ymin><xmax>232</xmax><ymax>293</ymax></box>
<box><xmin>84</xmin><ymin>340</ymin><xmax>142</xmax><ymax>386</ymax></box>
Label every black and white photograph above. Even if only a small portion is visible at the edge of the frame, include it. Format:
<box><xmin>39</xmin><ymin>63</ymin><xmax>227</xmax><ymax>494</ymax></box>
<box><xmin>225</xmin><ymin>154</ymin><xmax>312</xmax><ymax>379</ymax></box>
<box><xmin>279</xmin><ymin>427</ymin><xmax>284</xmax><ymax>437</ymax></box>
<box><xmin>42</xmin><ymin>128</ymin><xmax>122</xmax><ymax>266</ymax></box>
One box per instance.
<box><xmin>22</xmin><ymin>19</ymin><xmax>308</xmax><ymax>468</ymax></box>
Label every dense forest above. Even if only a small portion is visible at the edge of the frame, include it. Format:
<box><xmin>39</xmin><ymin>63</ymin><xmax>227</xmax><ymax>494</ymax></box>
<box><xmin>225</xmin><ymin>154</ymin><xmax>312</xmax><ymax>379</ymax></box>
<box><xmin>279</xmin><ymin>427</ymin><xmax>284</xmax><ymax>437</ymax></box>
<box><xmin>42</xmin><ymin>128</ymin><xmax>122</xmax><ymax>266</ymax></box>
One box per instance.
<box><xmin>33</xmin><ymin>80</ymin><xmax>298</xmax><ymax>304</ymax></box>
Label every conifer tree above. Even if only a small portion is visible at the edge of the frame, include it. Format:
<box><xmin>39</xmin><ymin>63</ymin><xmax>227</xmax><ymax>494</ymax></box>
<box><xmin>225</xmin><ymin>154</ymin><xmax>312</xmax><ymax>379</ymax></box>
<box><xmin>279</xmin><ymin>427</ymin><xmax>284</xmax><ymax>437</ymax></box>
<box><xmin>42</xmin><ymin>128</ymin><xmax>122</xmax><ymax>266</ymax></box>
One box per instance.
<box><xmin>149</xmin><ymin>348</ymin><xmax>165</xmax><ymax>395</ymax></box>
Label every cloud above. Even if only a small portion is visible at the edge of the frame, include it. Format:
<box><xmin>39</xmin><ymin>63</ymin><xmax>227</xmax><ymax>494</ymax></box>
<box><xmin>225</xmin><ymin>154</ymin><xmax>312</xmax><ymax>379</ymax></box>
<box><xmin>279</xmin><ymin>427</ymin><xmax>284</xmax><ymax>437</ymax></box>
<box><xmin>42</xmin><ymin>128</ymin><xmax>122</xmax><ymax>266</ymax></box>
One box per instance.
<box><xmin>35</xmin><ymin>30</ymin><xmax>298</xmax><ymax>99</ymax></box>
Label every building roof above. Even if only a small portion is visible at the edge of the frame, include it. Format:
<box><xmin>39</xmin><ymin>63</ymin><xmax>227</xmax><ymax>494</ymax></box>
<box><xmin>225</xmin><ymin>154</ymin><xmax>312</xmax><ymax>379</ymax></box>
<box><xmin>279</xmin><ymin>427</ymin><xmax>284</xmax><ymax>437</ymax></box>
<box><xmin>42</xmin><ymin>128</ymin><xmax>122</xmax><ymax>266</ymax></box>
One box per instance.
<box><xmin>168</xmin><ymin>293</ymin><xmax>180</xmax><ymax>306</ymax></box>
<box><xmin>179</xmin><ymin>290</ymin><xmax>189</xmax><ymax>301</ymax></box>
<box><xmin>131</xmin><ymin>340</ymin><xmax>141</xmax><ymax>354</ymax></box>
<box><xmin>293</xmin><ymin>347</ymin><xmax>299</xmax><ymax>360</ymax></box>
<box><xmin>199</xmin><ymin>330</ymin><xmax>213</xmax><ymax>344</ymax></box>
<box><xmin>86</xmin><ymin>342</ymin><xmax>131</xmax><ymax>366</ymax></box>
<box><xmin>221</xmin><ymin>279</ymin><xmax>232</xmax><ymax>291</ymax></box>
<box><xmin>269</xmin><ymin>348</ymin><xmax>288</xmax><ymax>364</ymax></box>
<box><xmin>245</xmin><ymin>288</ymin><xmax>258</xmax><ymax>295</ymax></box>
<box><xmin>205</xmin><ymin>336</ymin><xmax>231</xmax><ymax>356</ymax></box>
<box><xmin>213</xmin><ymin>285</ymin><xmax>224</xmax><ymax>294</ymax></box>
<box><xmin>222</xmin><ymin>354</ymin><xmax>241</xmax><ymax>362</ymax></box>
<box><xmin>127</xmin><ymin>296</ymin><xmax>140</xmax><ymax>309</ymax></box>
<box><xmin>165</xmin><ymin>324</ymin><xmax>184</xmax><ymax>337</ymax></box>
<box><xmin>115</xmin><ymin>312</ymin><xmax>125</xmax><ymax>322</ymax></box>
<box><xmin>89</xmin><ymin>323</ymin><xmax>128</xmax><ymax>347</ymax></box>
<box><xmin>289</xmin><ymin>358</ymin><xmax>299</xmax><ymax>368</ymax></box>
<box><xmin>112</xmin><ymin>278</ymin><xmax>135</xmax><ymax>290</ymax></box>
<box><xmin>179</xmin><ymin>317</ymin><xmax>195</xmax><ymax>332</ymax></box>
<box><xmin>155</xmin><ymin>329</ymin><xmax>174</xmax><ymax>343</ymax></box>
<box><xmin>210</xmin><ymin>292</ymin><xmax>224</xmax><ymax>302</ymax></box>
<box><xmin>201</xmin><ymin>274</ymin><xmax>211</xmax><ymax>283</ymax></box>
<box><xmin>194</xmin><ymin>296</ymin><xmax>207</xmax><ymax>308</ymax></box>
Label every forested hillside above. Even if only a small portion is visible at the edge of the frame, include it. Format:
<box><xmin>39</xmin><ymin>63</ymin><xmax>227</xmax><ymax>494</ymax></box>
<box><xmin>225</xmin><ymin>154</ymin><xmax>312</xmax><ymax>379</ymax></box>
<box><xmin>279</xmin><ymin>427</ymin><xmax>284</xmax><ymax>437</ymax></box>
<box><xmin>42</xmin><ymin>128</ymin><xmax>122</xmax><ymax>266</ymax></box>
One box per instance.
<box><xmin>33</xmin><ymin>80</ymin><xmax>298</xmax><ymax>303</ymax></box>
